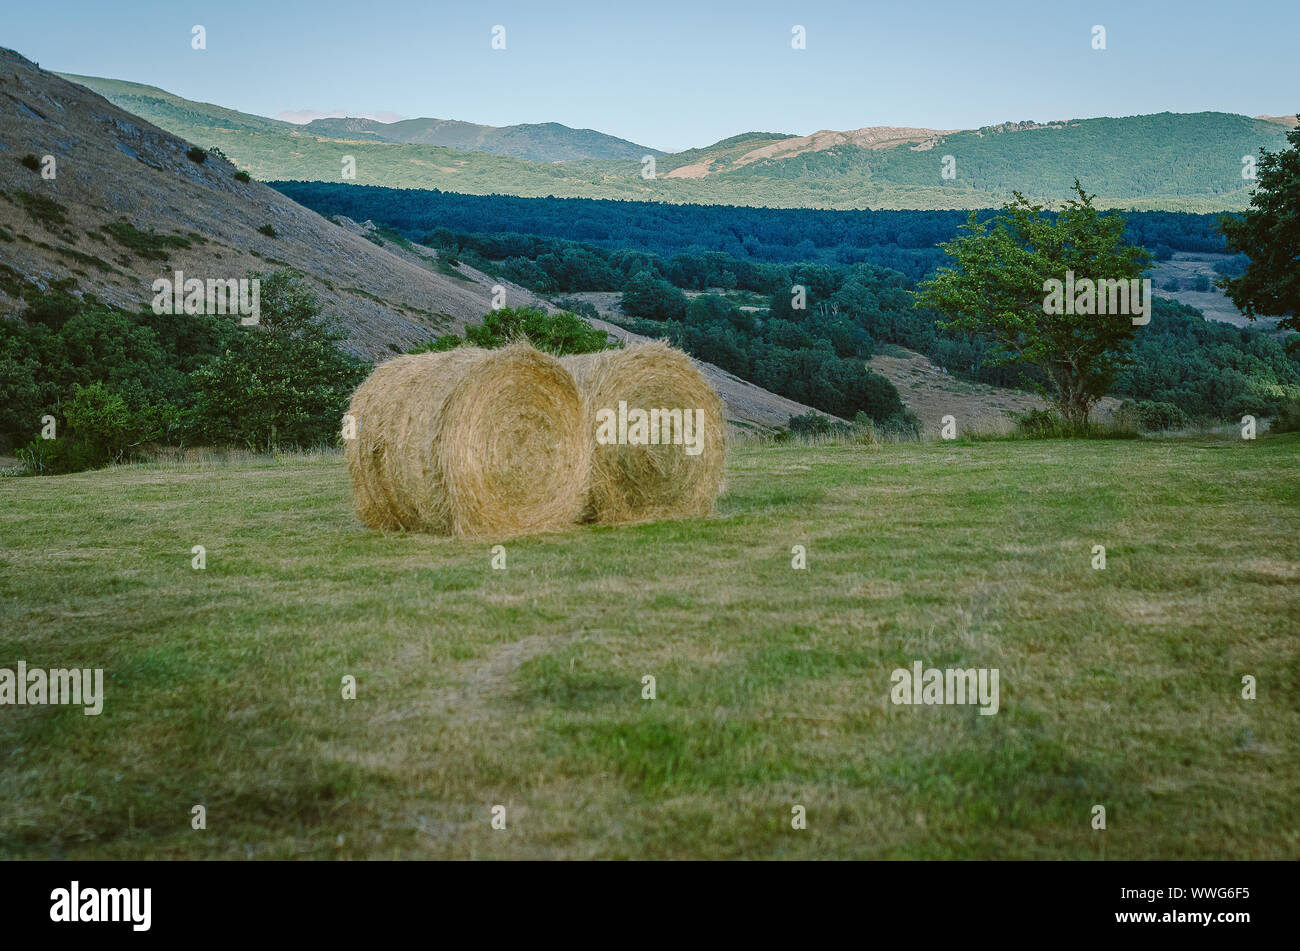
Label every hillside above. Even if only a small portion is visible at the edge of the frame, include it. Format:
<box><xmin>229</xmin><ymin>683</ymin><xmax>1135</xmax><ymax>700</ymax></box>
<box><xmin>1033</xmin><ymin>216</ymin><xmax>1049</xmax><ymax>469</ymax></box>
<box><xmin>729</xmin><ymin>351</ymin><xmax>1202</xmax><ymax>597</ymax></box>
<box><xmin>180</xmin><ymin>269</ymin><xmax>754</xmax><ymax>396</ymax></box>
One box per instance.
<box><xmin>2</xmin><ymin>52</ymin><xmax>535</xmax><ymax>360</ymax></box>
<box><xmin>56</xmin><ymin>71</ymin><xmax>1293</xmax><ymax>210</ymax></box>
<box><xmin>56</xmin><ymin>72</ymin><xmax>297</xmax><ymax>136</ymax></box>
<box><xmin>301</xmin><ymin>115</ymin><xmax>661</xmax><ymax>161</ymax></box>
<box><xmin>3</xmin><ymin>49</ymin><xmax>832</xmax><ymax>431</ymax></box>
<box><xmin>662</xmin><ymin>125</ymin><xmax>953</xmax><ymax>178</ymax></box>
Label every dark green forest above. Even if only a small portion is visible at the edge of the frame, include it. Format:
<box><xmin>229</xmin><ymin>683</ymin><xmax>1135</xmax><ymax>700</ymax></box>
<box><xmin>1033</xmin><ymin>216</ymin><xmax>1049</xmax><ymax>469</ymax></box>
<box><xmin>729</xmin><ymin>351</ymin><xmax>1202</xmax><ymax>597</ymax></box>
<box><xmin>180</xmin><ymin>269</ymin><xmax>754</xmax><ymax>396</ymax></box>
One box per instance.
<box><xmin>311</xmin><ymin>189</ymin><xmax>1295</xmax><ymax>424</ymax></box>
<box><xmin>272</xmin><ymin>181</ymin><xmax>1233</xmax><ymax>280</ymax></box>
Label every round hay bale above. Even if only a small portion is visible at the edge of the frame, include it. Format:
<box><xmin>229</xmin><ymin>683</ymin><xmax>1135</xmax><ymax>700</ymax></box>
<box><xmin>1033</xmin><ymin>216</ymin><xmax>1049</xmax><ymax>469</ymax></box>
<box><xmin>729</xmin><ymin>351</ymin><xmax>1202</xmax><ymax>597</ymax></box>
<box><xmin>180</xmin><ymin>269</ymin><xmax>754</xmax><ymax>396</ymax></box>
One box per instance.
<box><xmin>345</xmin><ymin>343</ymin><xmax>589</xmax><ymax>537</ymax></box>
<box><xmin>562</xmin><ymin>341</ymin><xmax>725</xmax><ymax>524</ymax></box>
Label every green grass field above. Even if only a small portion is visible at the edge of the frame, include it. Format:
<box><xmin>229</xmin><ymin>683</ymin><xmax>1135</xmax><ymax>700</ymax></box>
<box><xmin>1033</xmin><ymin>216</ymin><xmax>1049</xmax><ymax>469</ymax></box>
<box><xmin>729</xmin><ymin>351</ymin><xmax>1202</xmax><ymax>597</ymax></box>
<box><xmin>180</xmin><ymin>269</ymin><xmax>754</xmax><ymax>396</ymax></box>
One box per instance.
<box><xmin>1</xmin><ymin>436</ymin><xmax>1296</xmax><ymax>859</ymax></box>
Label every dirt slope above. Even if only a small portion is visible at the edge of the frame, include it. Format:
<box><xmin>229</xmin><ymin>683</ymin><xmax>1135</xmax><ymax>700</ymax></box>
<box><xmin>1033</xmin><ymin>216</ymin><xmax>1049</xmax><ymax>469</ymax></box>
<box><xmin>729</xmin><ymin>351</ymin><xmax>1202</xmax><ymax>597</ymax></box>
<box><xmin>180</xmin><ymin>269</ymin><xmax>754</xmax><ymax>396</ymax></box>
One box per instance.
<box><xmin>867</xmin><ymin>350</ymin><xmax>1120</xmax><ymax>435</ymax></box>
<box><xmin>0</xmin><ymin>48</ymin><xmax>504</xmax><ymax>360</ymax></box>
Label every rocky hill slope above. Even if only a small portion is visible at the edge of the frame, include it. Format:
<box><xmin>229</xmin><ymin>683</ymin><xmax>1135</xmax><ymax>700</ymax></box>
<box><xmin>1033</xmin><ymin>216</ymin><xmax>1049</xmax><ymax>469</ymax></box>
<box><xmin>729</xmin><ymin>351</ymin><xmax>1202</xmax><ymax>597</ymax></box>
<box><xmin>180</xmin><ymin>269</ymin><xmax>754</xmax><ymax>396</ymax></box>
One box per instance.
<box><xmin>1</xmin><ymin>50</ymin><xmax>826</xmax><ymax>430</ymax></box>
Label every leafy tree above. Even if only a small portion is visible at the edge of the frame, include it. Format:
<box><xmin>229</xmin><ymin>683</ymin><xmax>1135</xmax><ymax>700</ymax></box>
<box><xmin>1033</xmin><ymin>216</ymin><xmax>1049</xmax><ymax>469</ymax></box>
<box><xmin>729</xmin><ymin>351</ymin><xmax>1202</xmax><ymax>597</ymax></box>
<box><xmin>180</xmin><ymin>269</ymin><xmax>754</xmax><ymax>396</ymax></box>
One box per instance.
<box><xmin>62</xmin><ymin>382</ymin><xmax>179</xmax><ymax>467</ymax></box>
<box><xmin>1219</xmin><ymin>117</ymin><xmax>1300</xmax><ymax>338</ymax></box>
<box><xmin>190</xmin><ymin>271</ymin><xmax>366</xmax><ymax>450</ymax></box>
<box><xmin>914</xmin><ymin>183</ymin><xmax>1151</xmax><ymax>427</ymax></box>
<box><xmin>620</xmin><ymin>270</ymin><xmax>687</xmax><ymax>321</ymax></box>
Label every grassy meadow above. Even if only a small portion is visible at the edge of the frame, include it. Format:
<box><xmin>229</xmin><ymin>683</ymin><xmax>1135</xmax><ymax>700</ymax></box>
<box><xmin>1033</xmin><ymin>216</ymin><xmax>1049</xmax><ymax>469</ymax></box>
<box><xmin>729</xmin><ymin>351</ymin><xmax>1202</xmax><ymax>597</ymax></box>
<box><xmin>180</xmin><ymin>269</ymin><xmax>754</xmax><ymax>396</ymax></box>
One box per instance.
<box><xmin>1</xmin><ymin>434</ymin><xmax>1297</xmax><ymax>859</ymax></box>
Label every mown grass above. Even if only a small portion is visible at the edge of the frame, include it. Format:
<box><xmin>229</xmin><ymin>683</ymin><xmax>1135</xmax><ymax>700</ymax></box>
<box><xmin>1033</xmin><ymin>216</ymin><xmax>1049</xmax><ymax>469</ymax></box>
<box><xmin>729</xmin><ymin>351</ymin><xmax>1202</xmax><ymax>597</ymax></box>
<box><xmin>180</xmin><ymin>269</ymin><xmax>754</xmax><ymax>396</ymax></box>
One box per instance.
<box><xmin>0</xmin><ymin>435</ymin><xmax>1296</xmax><ymax>859</ymax></box>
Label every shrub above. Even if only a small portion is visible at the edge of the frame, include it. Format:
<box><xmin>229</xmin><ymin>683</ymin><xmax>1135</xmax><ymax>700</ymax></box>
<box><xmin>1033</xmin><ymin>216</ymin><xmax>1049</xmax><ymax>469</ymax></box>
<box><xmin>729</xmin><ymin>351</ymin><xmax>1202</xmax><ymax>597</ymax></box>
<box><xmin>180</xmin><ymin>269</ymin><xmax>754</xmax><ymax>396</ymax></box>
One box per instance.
<box><xmin>15</xmin><ymin>190</ymin><xmax>68</xmax><ymax>228</ymax></box>
<box><xmin>872</xmin><ymin>408</ymin><xmax>922</xmax><ymax>439</ymax></box>
<box><xmin>1211</xmin><ymin>253</ymin><xmax>1250</xmax><ymax>278</ymax></box>
<box><xmin>1012</xmin><ymin>408</ymin><xmax>1074</xmax><ymax>438</ymax></box>
<box><xmin>20</xmin><ymin>154</ymin><xmax>40</xmax><ymax>171</ymax></box>
<box><xmin>186</xmin><ymin>147</ymin><xmax>207</xmax><ymax>163</ymax></box>
<box><xmin>1272</xmin><ymin>399</ymin><xmax>1300</xmax><ymax>434</ymax></box>
<box><xmin>1120</xmin><ymin>399</ymin><xmax>1191</xmax><ymax>432</ymax></box>
<box><xmin>1010</xmin><ymin>407</ymin><xmax>1137</xmax><ymax>440</ymax></box>
<box><xmin>16</xmin><ymin>436</ymin><xmax>62</xmax><ymax>474</ymax></box>
<box><xmin>65</xmin><ymin>383</ymin><xmax>134</xmax><ymax>463</ymax></box>
<box><xmin>463</xmin><ymin>306</ymin><xmax>615</xmax><ymax>356</ymax></box>
<box><xmin>258</xmin><ymin>224</ymin><xmax>278</xmax><ymax>238</ymax></box>
<box><xmin>234</xmin><ymin>170</ymin><xmax>251</xmax><ymax>183</ymax></box>
<box><xmin>101</xmin><ymin>221</ymin><xmax>191</xmax><ymax>260</ymax></box>
<box><xmin>408</xmin><ymin>334</ymin><xmax>464</xmax><ymax>354</ymax></box>
<box><xmin>788</xmin><ymin>411</ymin><xmax>850</xmax><ymax>438</ymax></box>
<box><xmin>552</xmin><ymin>297</ymin><xmax>601</xmax><ymax>322</ymax></box>
<box><xmin>22</xmin><ymin>383</ymin><xmax>183</xmax><ymax>473</ymax></box>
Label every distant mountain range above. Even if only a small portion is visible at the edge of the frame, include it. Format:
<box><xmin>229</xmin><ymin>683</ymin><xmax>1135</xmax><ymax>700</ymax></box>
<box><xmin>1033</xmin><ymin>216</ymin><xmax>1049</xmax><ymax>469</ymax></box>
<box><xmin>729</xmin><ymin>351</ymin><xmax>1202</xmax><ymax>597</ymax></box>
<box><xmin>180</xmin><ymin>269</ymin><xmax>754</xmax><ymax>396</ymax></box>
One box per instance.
<box><xmin>59</xmin><ymin>71</ymin><xmax>1295</xmax><ymax>212</ymax></box>
<box><xmin>59</xmin><ymin>74</ymin><xmax>662</xmax><ymax>162</ymax></box>
<box><xmin>299</xmin><ymin>116</ymin><xmax>662</xmax><ymax>161</ymax></box>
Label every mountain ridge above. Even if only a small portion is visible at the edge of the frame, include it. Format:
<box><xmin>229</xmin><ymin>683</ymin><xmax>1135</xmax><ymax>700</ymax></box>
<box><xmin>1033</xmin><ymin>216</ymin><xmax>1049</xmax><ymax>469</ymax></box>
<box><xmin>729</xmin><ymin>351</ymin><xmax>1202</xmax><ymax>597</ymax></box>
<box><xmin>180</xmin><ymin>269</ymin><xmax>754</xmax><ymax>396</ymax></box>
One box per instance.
<box><xmin>300</xmin><ymin>115</ymin><xmax>663</xmax><ymax>161</ymax></box>
<box><xmin>59</xmin><ymin>74</ymin><xmax>664</xmax><ymax>162</ymax></box>
<box><xmin>50</xmin><ymin>70</ymin><xmax>1296</xmax><ymax>212</ymax></box>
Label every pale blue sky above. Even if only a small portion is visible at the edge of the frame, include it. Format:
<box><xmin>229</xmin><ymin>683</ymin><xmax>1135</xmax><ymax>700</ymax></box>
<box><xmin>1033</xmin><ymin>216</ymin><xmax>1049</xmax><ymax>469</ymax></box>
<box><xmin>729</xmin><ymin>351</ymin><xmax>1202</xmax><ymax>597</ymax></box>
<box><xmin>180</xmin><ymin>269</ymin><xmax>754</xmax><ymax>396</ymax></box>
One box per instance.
<box><xmin>6</xmin><ymin>0</ymin><xmax>1297</xmax><ymax>151</ymax></box>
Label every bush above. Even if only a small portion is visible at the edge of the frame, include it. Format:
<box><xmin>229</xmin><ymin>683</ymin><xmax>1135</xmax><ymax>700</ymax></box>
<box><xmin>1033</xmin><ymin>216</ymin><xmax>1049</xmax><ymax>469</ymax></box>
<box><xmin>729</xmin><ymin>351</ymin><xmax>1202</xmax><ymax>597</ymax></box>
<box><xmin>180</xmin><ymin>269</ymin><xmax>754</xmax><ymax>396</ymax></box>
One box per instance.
<box><xmin>19</xmin><ymin>383</ymin><xmax>182</xmax><ymax>473</ymax></box>
<box><xmin>1011</xmin><ymin>408</ymin><xmax>1074</xmax><ymax>438</ymax></box>
<box><xmin>186</xmin><ymin>147</ymin><xmax>207</xmax><ymax>164</ymax></box>
<box><xmin>16</xmin><ymin>436</ymin><xmax>65</xmax><ymax>474</ymax></box>
<box><xmin>20</xmin><ymin>154</ymin><xmax>41</xmax><ymax>171</ymax></box>
<box><xmin>1010</xmin><ymin>407</ymin><xmax>1137</xmax><ymax>440</ymax></box>
<box><xmin>552</xmin><ymin>297</ymin><xmax>601</xmax><ymax>322</ymax></box>
<box><xmin>408</xmin><ymin>334</ymin><xmax>464</xmax><ymax>354</ymax></box>
<box><xmin>1120</xmin><ymin>399</ymin><xmax>1191</xmax><ymax>432</ymax></box>
<box><xmin>234</xmin><ymin>170</ymin><xmax>251</xmax><ymax>183</ymax></box>
<box><xmin>463</xmin><ymin>306</ymin><xmax>615</xmax><ymax>356</ymax></box>
<box><xmin>1211</xmin><ymin>253</ymin><xmax>1250</xmax><ymax>278</ymax></box>
<box><xmin>64</xmin><ymin>382</ymin><xmax>134</xmax><ymax>464</ymax></box>
<box><xmin>872</xmin><ymin>407</ymin><xmax>922</xmax><ymax>439</ymax></box>
<box><xmin>101</xmin><ymin>221</ymin><xmax>192</xmax><ymax>260</ymax></box>
<box><xmin>788</xmin><ymin>411</ymin><xmax>850</xmax><ymax>438</ymax></box>
<box><xmin>258</xmin><ymin>224</ymin><xmax>278</xmax><ymax>238</ymax></box>
<box><xmin>0</xmin><ymin>286</ymin><xmax>237</xmax><ymax>455</ymax></box>
<box><xmin>1272</xmin><ymin>399</ymin><xmax>1300</xmax><ymax>434</ymax></box>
